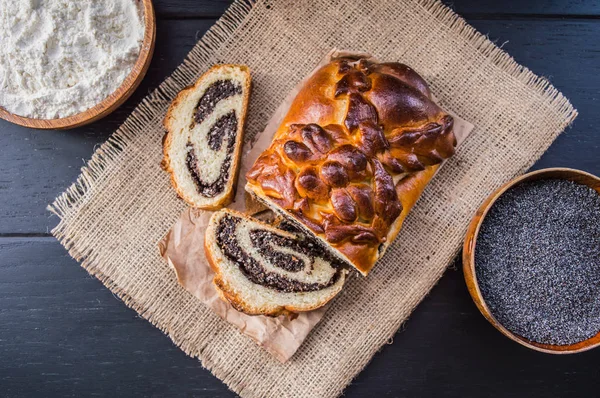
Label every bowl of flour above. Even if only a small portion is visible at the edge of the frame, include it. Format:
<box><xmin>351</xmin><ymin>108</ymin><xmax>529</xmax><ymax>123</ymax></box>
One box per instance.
<box><xmin>0</xmin><ymin>0</ymin><xmax>155</xmax><ymax>129</ymax></box>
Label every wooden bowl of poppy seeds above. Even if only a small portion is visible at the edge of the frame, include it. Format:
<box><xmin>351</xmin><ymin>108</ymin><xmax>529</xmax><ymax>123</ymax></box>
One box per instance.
<box><xmin>463</xmin><ymin>168</ymin><xmax>600</xmax><ymax>354</ymax></box>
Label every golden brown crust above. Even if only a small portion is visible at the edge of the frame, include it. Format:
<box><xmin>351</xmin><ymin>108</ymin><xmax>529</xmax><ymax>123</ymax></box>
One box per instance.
<box><xmin>245</xmin><ymin>57</ymin><xmax>456</xmax><ymax>275</ymax></box>
<box><xmin>212</xmin><ymin>277</ymin><xmax>294</xmax><ymax>317</ymax></box>
<box><xmin>162</xmin><ymin>64</ymin><xmax>251</xmax><ymax>210</ymax></box>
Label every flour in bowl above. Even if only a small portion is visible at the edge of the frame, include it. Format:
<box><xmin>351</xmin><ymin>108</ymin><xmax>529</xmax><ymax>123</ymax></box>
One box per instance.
<box><xmin>0</xmin><ymin>0</ymin><xmax>145</xmax><ymax>119</ymax></box>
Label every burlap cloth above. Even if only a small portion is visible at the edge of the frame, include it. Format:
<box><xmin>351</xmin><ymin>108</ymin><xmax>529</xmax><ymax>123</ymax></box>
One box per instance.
<box><xmin>49</xmin><ymin>0</ymin><xmax>577</xmax><ymax>397</ymax></box>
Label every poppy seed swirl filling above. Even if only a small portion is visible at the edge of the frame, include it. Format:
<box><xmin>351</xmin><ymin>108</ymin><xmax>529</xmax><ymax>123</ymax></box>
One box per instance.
<box><xmin>184</xmin><ymin>79</ymin><xmax>244</xmax><ymax>198</ymax></box>
<box><xmin>215</xmin><ymin>214</ymin><xmax>346</xmax><ymax>293</ymax></box>
<box><xmin>186</xmin><ymin>111</ymin><xmax>239</xmax><ymax>197</ymax></box>
<box><xmin>193</xmin><ymin>80</ymin><xmax>243</xmax><ymax>124</ymax></box>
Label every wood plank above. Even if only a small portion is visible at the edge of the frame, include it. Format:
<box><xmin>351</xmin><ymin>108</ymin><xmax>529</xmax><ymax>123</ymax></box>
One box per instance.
<box><xmin>468</xmin><ymin>20</ymin><xmax>600</xmax><ymax>174</ymax></box>
<box><xmin>149</xmin><ymin>0</ymin><xmax>600</xmax><ymax>18</ymax></box>
<box><xmin>448</xmin><ymin>0</ymin><xmax>600</xmax><ymax>16</ymax></box>
<box><xmin>2</xmin><ymin>240</ymin><xmax>600</xmax><ymax>397</ymax></box>
<box><xmin>153</xmin><ymin>0</ymin><xmax>233</xmax><ymax>18</ymax></box>
<box><xmin>0</xmin><ymin>239</ymin><xmax>235</xmax><ymax>397</ymax></box>
<box><xmin>1</xmin><ymin>18</ymin><xmax>598</xmax><ymax>234</ymax></box>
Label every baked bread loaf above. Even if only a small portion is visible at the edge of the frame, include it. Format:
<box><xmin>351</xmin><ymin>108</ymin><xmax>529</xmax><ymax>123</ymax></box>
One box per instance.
<box><xmin>246</xmin><ymin>56</ymin><xmax>456</xmax><ymax>275</ymax></box>
<box><xmin>163</xmin><ymin>64</ymin><xmax>251</xmax><ymax>209</ymax></box>
<box><xmin>205</xmin><ymin>208</ymin><xmax>349</xmax><ymax>316</ymax></box>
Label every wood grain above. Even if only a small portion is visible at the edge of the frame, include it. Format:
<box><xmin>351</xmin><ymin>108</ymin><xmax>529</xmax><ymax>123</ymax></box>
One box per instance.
<box><xmin>0</xmin><ymin>239</ymin><xmax>235</xmax><ymax>398</ymax></box>
<box><xmin>2</xmin><ymin>240</ymin><xmax>600</xmax><ymax>397</ymax></box>
<box><xmin>446</xmin><ymin>0</ymin><xmax>600</xmax><ymax>16</ymax></box>
<box><xmin>0</xmin><ymin>0</ymin><xmax>156</xmax><ymax>130</ymax></box>
<box><xmin>154</xmin><ymin>0</ymin><xmax>233</xmax><ymax>18</ymax></box>
<box><xmin>152</xmin><ymin>0</ymin><xmax>600</xmax><ymax>18</ymax></box>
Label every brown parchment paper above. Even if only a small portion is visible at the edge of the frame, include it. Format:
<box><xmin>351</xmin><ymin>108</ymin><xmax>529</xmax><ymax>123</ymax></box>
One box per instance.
<box><xmin>49</xmin><ymin>1</ymin><xmax>577</xmax><ymax>396</ymax></box>
<box><xmin>158</xmin><ymin>49</ymin><xmax>474</xmax><ymax>363</ymax></box>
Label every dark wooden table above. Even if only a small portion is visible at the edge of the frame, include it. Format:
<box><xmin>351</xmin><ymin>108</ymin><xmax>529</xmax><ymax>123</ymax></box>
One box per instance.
<box><xmin>2</xmin><ymin>1</ymin><xmax>599</xmax><ymax>396</ymax></box>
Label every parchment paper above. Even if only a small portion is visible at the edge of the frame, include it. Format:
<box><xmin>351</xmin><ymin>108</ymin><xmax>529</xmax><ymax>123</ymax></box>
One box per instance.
<box><xmin>158</xmin><ymin>49</ymin><xmax>474</xmax><ymax>363</ymax></box>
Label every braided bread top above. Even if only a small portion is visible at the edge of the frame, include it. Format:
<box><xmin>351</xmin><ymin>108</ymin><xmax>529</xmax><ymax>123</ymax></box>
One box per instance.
<box><xmin>246</xmin><ymin>57</ymin><xmax>456</xmax><ymax>274</ymax></box>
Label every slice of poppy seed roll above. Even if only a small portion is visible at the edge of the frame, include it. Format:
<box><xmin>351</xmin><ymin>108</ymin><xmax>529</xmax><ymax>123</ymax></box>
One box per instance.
<box><xmin>163</xmin><ymin>64</ymin><xmax>251</xmax><ymax>209</ymax></box>
<box><xmin>205</xmin><ymin>209</ymin><xmax>349</xmax><ymax>316</ymax></box>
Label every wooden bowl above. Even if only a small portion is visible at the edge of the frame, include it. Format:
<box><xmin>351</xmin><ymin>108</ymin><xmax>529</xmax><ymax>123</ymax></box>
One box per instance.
<box><xmin>463</xmin><ymin>167</ymin><xmax>600</xmax><ymax>354</ymax></box>
<box><xmin>0</xmin><ymin>0</ymin><xmax>156</xmax><ymax>130</ymax></box>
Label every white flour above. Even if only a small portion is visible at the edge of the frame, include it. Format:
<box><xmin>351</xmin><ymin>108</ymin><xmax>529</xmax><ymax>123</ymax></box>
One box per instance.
<box><xmin>0</xmin><ymin>0</ymin><xmax>145</xmax><ymax>119</ymax></box>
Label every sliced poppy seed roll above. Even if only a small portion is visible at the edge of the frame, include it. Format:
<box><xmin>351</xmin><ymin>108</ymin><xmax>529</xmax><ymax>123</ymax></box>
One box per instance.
<box><xmin>205</xmin><ymin>209</ymin><xmax>349</xmax><ymax>316</ymax></box>
<box><xmin>163</xmin><ymin>64</ymin><xmax>251</xmax><ymax>209</ymax></box>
